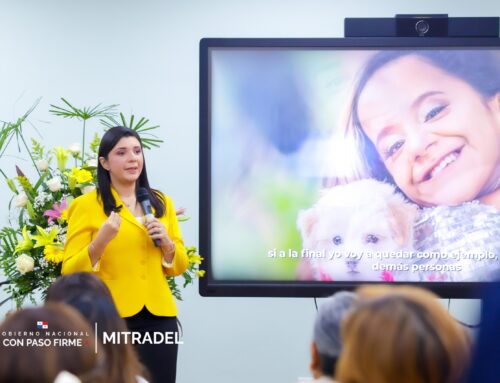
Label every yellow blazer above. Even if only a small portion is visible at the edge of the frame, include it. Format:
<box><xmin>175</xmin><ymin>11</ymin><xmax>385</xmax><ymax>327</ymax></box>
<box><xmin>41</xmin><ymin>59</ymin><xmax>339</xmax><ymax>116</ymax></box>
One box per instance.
<box><xmin>62</xmin><ymin>188</ymin><xmax>188</xmax><ymax>318</ymax></box>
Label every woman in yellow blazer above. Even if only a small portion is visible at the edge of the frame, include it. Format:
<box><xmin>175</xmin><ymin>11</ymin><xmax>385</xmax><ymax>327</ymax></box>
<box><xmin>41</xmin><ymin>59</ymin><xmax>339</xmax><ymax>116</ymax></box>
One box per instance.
<box><xmin>62</xmin><ymin>126</ymin><xmax>188</xmax><ymax>383</ymax></box>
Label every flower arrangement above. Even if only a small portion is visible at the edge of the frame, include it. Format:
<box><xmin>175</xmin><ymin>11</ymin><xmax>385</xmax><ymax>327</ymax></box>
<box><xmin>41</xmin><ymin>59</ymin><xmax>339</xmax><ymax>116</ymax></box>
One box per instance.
<box><xmin>0</xmin><ymin>98</ymin><xmax>203</xmax><ymax>308</ymax></box>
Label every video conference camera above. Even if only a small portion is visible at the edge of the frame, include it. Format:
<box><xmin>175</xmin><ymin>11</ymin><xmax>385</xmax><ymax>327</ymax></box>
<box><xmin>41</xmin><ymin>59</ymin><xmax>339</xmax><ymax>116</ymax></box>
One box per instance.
<box><xmin>345</xmin><ymin>14</ymin><xmax>500</xmax><ymax>38</ymax></box>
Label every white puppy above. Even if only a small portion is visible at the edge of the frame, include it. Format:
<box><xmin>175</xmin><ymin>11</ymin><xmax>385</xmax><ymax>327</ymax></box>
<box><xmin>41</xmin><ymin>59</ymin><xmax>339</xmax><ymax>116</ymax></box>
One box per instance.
<box><xmin>297</xmin><ymin>179</ymin><xmax>417</xmax><ymax>282</ymax></box>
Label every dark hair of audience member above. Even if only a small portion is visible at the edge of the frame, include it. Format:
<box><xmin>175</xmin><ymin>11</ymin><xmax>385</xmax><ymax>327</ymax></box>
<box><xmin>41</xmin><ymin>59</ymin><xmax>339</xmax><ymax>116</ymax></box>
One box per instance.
<box><xmin>336</xmin><ymin>285</ymin><xmax>471</xmax><ymax>383</ymax></box>
<box><xmin>0</xmin><ymin>302</ymin><xmax>105</xmax><ymax>383</ymax></box>
<box><xmin>311</xmin><ymin>291</ymin><xmax>356</xmax><ymax>378</ymax></box>
<box><xmin>46</xmin><ymin>272</ymin><xmax>147</xmax><ymax>383</ymax></box>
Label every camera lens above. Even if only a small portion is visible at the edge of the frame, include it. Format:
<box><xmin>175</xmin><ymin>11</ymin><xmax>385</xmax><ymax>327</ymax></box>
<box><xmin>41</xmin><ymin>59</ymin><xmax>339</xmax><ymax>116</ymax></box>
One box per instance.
<box><xmin>415</xmin><ymin>20</ymin><xmax>430</xmax><ymax>36</ymax></box>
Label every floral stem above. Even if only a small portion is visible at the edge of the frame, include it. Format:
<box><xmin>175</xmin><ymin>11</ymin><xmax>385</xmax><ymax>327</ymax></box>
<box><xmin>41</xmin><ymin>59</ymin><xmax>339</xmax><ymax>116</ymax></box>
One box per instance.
<box><xmin>19</xmin><ymin>132</ymin><xmax>41</xmax><ymax>177</ymax></box>
<box><xmin>0</xmin><ymin>168</ymin><xmax>8</xmax><ymax>180</ymax></box>
<box><xmin>81</xmin><ymin>119</ymin><xmax>86</xmax><ymax>167</ymax></box>
<box><xmin>0</xmin><ymin>295</ymin><xmax>13</xmax><ymax>307</ymax></box>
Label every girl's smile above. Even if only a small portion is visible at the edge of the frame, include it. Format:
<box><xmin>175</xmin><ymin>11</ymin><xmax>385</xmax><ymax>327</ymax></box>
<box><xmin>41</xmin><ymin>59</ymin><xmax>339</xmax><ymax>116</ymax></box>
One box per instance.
<box><xmin>358</xmin><ymin>55</ymin><xmax>500</xmax><ymax>207</ymax></box>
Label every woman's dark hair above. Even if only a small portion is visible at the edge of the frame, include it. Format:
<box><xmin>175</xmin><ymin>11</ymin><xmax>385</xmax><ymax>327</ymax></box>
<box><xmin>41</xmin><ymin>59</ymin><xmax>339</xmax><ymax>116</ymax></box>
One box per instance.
<box><xmin>97</xmin><ymin>126</ymin><xmax>165</xmax><ymax>217</ymax></box>
<box><xmin>318</xmin><ymin>354</ymin><xmax>338</xmax><ymax>377</ymax></box>
<box><xmin>46</xmin><ymin>273</ymin><xmax>147</xmax><ymax>383</ymax></box>
<box><xmin>46</xmin><ymin>271</ymin><xmax>113</xmax><ymax>302</ymax></box>
<box><xmin>349</xmin><ymin>50</ymin><xmax>500</xmax><ymax>182</ymax></box>
<box><xmin>0</xmin><ymin>303</ymin><xmax>105</xmax><ymax>383</ymax></box>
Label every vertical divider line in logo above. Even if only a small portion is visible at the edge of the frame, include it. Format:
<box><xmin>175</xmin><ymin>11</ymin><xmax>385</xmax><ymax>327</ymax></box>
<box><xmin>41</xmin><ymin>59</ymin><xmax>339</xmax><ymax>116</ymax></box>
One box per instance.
<box><xmin>94</xmin><ymin>322</ymin><xmax>98</xmax><ymax>354</ymax></box>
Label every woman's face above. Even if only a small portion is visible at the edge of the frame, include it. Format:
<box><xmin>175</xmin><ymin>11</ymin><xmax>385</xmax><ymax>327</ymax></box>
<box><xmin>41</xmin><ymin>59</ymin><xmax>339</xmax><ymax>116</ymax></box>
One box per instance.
<box><xmin>99</xmin><ymin>136</ymin><xmax>144</xmax><ymax>186</ymax></box>
<box><xmin>358</xmin><ymin>55</ymin><xmax>500</xmax><ymax>207</ymax></box>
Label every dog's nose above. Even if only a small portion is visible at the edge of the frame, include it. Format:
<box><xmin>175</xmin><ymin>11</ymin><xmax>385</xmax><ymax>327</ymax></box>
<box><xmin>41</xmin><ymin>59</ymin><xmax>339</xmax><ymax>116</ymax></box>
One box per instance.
<box><xmin>346</xmin><ymin>259</ymin><xmax>359</xmax><ymax>273</ymax></box>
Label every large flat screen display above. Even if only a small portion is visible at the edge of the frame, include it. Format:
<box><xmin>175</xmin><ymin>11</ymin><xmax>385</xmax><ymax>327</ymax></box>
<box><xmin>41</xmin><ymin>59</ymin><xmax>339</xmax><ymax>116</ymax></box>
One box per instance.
<box><xmin>199</xmin><ymin>38</ymin><xmax>500</xmax><ymax>298</ymax></box>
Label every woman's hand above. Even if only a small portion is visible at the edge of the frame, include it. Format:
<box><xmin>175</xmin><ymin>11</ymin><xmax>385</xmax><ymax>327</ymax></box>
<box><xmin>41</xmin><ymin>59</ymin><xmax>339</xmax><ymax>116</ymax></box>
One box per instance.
<box><xmin>96</xmin><ymin>211</ymin><xmax>122</xmax><ymax>245</ymax></box>
<box><xmin>88</xmin><ymin>212</ymin><xmax>121</xmax><ymax>267</ymax></box>
<box><xmin>145</xmin><ymin>217</ymin><xmax>175</xmax><ymax>261</ymax></box>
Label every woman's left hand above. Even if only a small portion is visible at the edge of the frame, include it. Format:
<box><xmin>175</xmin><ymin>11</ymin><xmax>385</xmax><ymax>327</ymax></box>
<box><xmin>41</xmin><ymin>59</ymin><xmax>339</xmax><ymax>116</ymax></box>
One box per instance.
<box><xmin>145</xmin><ymin>217</ymin><xmax>173</xmax><ymax>250</ymax></box>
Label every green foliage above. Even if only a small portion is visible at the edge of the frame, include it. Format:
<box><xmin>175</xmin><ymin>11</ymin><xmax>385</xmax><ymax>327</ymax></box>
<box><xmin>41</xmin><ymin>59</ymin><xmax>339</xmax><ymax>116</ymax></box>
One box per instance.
<box><xmin>16</xmin><ymin>176</ymin><xmax>35</xmax><ymax>198</ymax></box>
<box><xmin>89</xmin><ymin>132</ymin><xmax>101</xmax><ymax>155</ymax></box>
<box><xmin>49</xmin><ymin>98</ymin><xmax>117</xmax><ymax>121</ymax></box>
<box><xmin>100</xmin><ymin>112</ymin><xmax>163</xmax><ymax>149</ymax></box>
<box><xmin>0</xmin><ymin>98</ymin><xmax>41</xmax><ymax>159</ymax></box>
<box><xmin>31</xmin><ymin>138</ymin><xmax>45</xmax><ymax>161</ymax></box>
<box><xmin>167</xmin><ymin>246</ymin><xmax>204</xmax><ymax>301</ymax></box>
<box><xmin>49</xmin><ymin>98</ymin><xmax>118</xmax><ymax>167</ymax></box>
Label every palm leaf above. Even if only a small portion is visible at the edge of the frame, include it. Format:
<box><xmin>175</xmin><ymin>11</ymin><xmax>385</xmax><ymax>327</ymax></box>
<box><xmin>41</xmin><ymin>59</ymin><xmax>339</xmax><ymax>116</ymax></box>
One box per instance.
<box><xmin>49</xmin><ymin>98</ymin><xmax>118</xmax><ymax>121</ymax></box>
<box><xmin>100</xmin><ymin>112</ymin><xmax>164</xmax><ymax>149</ymax></box>
<box><xmin>0</xmin><ymin>98</ymin><xmax>41</xmax><ymax>158</ymax></box>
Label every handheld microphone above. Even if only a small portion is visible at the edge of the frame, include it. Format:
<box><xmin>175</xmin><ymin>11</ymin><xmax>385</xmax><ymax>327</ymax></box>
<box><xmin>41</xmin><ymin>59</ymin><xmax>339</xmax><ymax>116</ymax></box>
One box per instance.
<box><xmin>137</xmin><ymin>187</ymin><xmax>160</xmax><ymax>247</ymax></box>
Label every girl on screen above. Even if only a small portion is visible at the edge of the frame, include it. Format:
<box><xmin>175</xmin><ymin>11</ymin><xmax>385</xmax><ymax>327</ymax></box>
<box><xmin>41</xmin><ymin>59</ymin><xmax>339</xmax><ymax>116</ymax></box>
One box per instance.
<box><xmin>62</xmin><ymin>126</ymin><xmax>188</xmax><ymax>383</ymax></box>
<box><xmin>349</xmin><ymin>50</ymin><xmax>500</xmax><ymax>209</ymax></box>
<box><xmin>346</xmin><ymin>50</ymin><xmax>500</xmax><ymax>282</ymax></box>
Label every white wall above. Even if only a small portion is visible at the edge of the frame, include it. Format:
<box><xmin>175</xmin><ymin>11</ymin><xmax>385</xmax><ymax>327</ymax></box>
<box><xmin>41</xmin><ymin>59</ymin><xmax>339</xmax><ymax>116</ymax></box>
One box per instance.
<box><xmin>0</xmin><ymin>0</ymin><xmax>493</xmax><ymax>381</ymax></box>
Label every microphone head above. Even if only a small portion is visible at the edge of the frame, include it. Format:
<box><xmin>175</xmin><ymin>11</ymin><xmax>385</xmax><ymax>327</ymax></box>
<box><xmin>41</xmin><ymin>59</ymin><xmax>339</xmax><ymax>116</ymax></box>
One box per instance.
<box><xmin>136</xmin><ymin>187</ymin><xmax>150</xmax><ymax>202</ymax></box>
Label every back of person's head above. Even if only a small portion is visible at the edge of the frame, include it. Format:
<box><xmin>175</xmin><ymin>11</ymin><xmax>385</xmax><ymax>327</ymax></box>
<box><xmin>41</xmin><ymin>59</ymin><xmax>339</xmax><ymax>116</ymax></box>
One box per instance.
<box><xmin>336</xmin><ymin>285</ymin><xmax>471</xmax><ymax>383</ymax></box>
<box><xmin>46</xmin><ymin>271</ymin><xmax>113</xmax><ymax>302</ymax></box>
<box><xmin>311</xmin><ymin>291</ymin><xmax>357</xmax><ymax>378</ymax></box>
<box><xmin>0</xmin><ymin>303</ymin><xmax>104</xmax><ymax>383</ymax></box>
<box><xmin>46</xmin><ymin>273</ymin><xmax>145</xmax><ymax>383</ymax></box>
<box><xmin>46</xmin><ymin>273</ymin><xmax>122</xmax><ymax>337</ymax></box>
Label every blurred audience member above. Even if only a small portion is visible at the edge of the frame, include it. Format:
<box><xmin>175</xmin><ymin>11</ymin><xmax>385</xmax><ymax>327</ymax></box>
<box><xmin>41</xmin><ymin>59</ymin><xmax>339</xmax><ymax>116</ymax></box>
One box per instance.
<box><xmin>306</xmin><ymin>291</ymin><xmax>357</xmax><ymax>383</ymax></box>
<box><xmin>0</xmin><ymin>303</ymin><xmax>104</xmax><ymax>383</ymax></box>
<box><xmin>465</xmin><ymin>281</ymin><xmax>500</xmax><ymax>383</ymax></box>
<box><xmin>336</xmin><ymin>285</ymin><xmax>471</xmax><ymax>383</ymax></box>
<box><xmin>46</xmin><ymin>272</ymin><xmax>148</xmax><ymax>383</ymax></box>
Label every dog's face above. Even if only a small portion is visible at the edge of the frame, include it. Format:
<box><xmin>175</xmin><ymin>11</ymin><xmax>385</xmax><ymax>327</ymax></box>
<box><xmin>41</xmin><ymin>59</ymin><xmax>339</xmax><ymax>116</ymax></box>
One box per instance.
<box><xmin>297</xmin><ymin>179</ymin><xmax>417</xmax><ymax>281</ymax></box>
